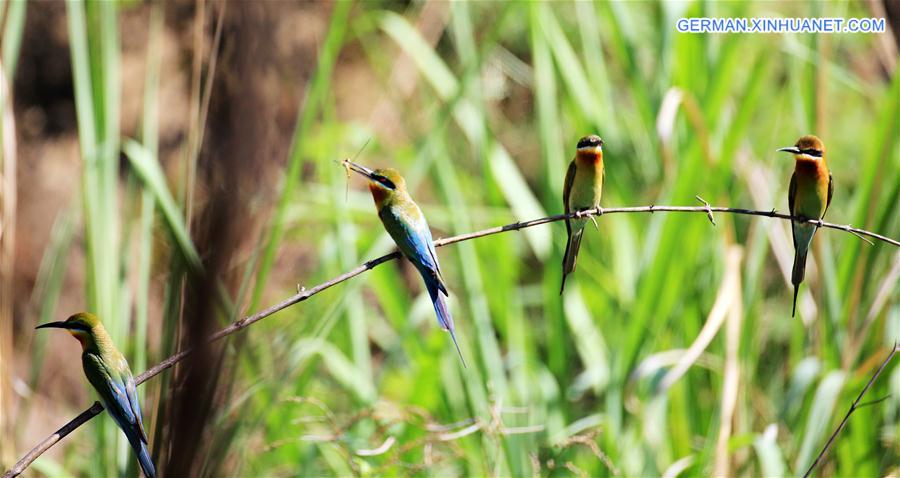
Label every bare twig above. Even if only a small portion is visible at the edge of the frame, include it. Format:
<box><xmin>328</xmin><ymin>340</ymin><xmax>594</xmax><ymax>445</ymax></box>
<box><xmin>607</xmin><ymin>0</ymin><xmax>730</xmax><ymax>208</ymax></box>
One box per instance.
<box><xmin>433</xmin><ymin>205</ymin><xmax>898</xmax><ymax>248</ymax></box>
<box><xmin>264</xmin><ymin>397</ymin><xmax>541</xmax><ymax>471</ymax></box>
<box><xmin>803</xmin><ymin>343</ymin><xmax>900</xmax><ymax>478</ymax></box>
<box><xmin>1</xmin><ymin>402</ymin><xmax>103</xmax><ymax>478</ymax></box>
<box><xmin>355</xmin><ymin>436</ymin><xmax>396</xmax><ymax>456</ymax></box>
<box><xmin>563</xmin><ymin>461</ymin><xmax>588</xmax><ymax>478</ymax></box>
<box><xmin>5</xmin><ymin>203</ymin><xmax>899</xmax><ymax>478</ymax></box>
<box><xmin>437</xmin><ymin>422</ymin><xmax>482</xmax><ymax>441</ymax></box>
<box><xmin>558</xmin><ymin>430</ymin><xmax>619</xmax><ymax>475</ymax></box>
<box><xmin>426</xmin><ymin>417</ymin><xmax>476</xmax><ymax>432</ymax></box>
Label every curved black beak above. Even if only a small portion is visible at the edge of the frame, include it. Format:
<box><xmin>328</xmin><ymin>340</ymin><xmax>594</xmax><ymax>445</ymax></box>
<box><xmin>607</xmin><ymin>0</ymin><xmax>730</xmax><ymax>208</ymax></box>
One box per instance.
<box><xmin>777</xmin><ymin>146</ymin><xmax>801</xmax><ymax>154</ymax></box>
<box><xmin>35</xmin><ymin>321</ymin><xmax>69</xmax><ymax>330</ymax></box>
<box><xmin>342</xmin><ymin>159</ymin><xmax>377</xmax><ymax>181</ymax></box>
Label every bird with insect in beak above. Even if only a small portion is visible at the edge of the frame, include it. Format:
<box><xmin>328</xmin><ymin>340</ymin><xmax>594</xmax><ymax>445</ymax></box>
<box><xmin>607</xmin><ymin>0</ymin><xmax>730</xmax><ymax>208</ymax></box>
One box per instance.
<box><xmin>342</xmin><ymin>159</ymin><xmax>467</xmax><ymax>368</ymax></box>
<box><xmin>778</xmin><ymin>135</ymin><xmax>833</xmax><ymax>317</ymax></box>
<box><xmin>36</xmin><ymin>312</ymin><xmax>156</xmax><ymax>478</ymax></box>
<box><xmin>560</xmin><ymin>135</ymin><xmax>605</xmax><ymax>294</ymax></box>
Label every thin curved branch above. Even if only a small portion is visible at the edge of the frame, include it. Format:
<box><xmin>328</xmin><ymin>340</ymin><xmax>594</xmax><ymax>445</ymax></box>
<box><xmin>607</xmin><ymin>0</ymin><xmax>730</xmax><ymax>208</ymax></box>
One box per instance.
<box><xmin>4</xmin><ymin>203</ymin><xmax>898</xmax><ymax>478</ymax></box>
<box><xmin>802</xmin><ymin>344</ymin><xmax>899</xmax><ymax>478</ymax></box>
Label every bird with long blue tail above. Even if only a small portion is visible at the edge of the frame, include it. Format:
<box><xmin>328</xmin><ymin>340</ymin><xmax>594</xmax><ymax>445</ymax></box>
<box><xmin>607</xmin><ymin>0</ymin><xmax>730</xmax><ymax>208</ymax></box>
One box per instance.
<box><xmin>36</xmin><ymin>312</ymin><xmax>156</xmax><ymax>477</ymax></box>
<box><xmin>343</xmin><ymin>159</ymin><xmax>467</xmax><ymax>368</ymax></box>
<box><xmin>778</xmin><ymin>135</ymin><xmax>833</xmax><ymax>317</ymax></box>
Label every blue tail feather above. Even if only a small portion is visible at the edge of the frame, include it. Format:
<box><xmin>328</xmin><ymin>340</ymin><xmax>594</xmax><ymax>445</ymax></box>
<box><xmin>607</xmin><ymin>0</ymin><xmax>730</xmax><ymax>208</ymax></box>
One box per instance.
<box><xmin>422</xmin><ymin>272</ymin><xmax>467</xmax><ymax>368</ymax></box>
<box><xmin>424</xmin><ymin>277</ymin><xmax>453</xmax><ymax>331</ymax></box>
<box><xmin>127</xmin><ymin>431</ymin><xmax>156</xmax><ymax>478</ymax></box>
<box><xmin>102</xmin><ymin>392</ymin><xmax>156</xmax><ymax>478</ymax></box>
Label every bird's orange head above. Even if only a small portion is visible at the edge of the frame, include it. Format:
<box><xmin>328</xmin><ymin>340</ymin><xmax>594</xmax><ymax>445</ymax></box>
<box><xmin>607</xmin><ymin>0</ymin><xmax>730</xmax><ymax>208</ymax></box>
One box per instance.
<box><xmin>343</xmin><ymin>160</ymin><xmax>407</xmax><ymax>209</ymax></box>
<box><xmin>778</xmin><ymin>135</ymin><xmax>825</xmax><ymax>162</ymax></box>
<box><xmin>575</xmin><ymin>135</ymin><xmax>603</xmax><ymax>164</ymax></box>
<box><xmin>35</xmin><ymin>312</ymin><xmax>102</xmax><ymax>350</ymax></box>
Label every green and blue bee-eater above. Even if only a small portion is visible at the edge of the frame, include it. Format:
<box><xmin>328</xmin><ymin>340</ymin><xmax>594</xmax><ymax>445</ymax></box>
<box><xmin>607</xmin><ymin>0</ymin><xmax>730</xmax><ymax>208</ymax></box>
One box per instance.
<box><xmin>778</xmin><ymin>135</ymin><xmax>833</xmax><ymax>317</ymax></box>
<box><xmin>36</xmin><ymin>312</ymin><xmax>156</xmax><ymax>478</ymax></box>
<box><xmin>560</xmin><ymin>135</ymin><xmax>605</xmax><ymax>294</ymax></box>
<box><xmin>343</xmin><ymin>160</ymin><xmax>466</xmax><ymax>368</ymax></box>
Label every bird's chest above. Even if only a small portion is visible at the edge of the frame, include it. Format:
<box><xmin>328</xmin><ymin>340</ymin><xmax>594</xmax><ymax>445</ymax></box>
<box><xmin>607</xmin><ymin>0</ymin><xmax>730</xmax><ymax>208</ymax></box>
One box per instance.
<box><xmin>794</xmin><ymin>161</ymin><xmax>828</xmax><ymax>216</ymax></box>
<box><xmin>569</xmin><ymin>161</ymin><xmax>603</xmax><ymax>209</ymax></box>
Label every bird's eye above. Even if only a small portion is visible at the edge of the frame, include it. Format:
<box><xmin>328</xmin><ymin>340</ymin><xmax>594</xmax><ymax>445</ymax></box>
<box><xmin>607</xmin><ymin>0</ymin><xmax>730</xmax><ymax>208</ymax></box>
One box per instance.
<box><xmin>375</xmin><ymin>176</ymin><xmax>396</xmax><ymax>189</ymax></box>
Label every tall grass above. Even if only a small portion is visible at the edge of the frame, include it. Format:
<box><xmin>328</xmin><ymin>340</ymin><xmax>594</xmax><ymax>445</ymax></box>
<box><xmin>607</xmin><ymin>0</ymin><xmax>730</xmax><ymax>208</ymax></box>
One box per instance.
<box><xmin>0</xmin><ymin>0</ymin><xmax>25</xmax><ymax>465</ymax></box>
<box><xmin>241</xmin><ymin>2</ymin><xmax>897</xmax><ymax>476</ymax></box>
<box><xmin>9</xmin><ymin>1</ymin><xmax>899</xmax><ymax>477</ymax></box>
<box><xmin>65</xmin><ymin>1</ymin><xmax>124</xmax><ymax>475</ymax></box>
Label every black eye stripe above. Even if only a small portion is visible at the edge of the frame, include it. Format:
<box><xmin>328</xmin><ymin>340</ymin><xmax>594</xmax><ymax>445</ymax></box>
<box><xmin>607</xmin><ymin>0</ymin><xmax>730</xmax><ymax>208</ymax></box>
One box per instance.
<box><xmin>800</xmin><ymin>148</ymin><xmax>822</xmax><ymax>157</ymax></box>
<box><xmin>374</xmin><ymin>176</ymin><xmax>396</xmax><ymax>189</ymax></box>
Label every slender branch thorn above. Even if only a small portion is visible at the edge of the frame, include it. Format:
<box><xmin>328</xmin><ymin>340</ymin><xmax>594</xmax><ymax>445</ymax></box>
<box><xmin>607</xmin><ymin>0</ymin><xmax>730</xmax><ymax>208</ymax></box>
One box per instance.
<box><xmin>848</xmin><ymin>229</ymin><xmax>874</xmax><ymax>246</ymax></box>
<box><xmin>695</xmin><ymin>196</ymin><xmax>716</xmax><ymax>226</ymax></box>
<box><xmin>856</xmin><ymin>394</ymin><xmax>891</xmax><ymax>409</ymax></box>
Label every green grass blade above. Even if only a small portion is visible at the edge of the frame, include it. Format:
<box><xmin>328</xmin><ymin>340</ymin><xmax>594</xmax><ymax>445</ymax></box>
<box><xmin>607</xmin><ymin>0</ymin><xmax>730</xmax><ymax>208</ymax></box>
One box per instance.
<box><xmin>250</xmin><ymin>0</ymin><xmax>353</xmax><ymax>310</ymax></box>
<box><xmin>1</xmin><ymin>0</ymin><xmax>26</xmax><ymax>80</ymax></box>
<box><xmin>380</xmin><ymin>11</ymin><xmax>550</xmax><ymax>258</ymax></box>
<box><xmin>794</xmin><ymin>370</ymin><xmax>845</xmax><ymax>473</ymax></box>
<box><xmin>122</xmin><ymin>139</ymin><xmax>201</xmax><ymax>273</ymax></box>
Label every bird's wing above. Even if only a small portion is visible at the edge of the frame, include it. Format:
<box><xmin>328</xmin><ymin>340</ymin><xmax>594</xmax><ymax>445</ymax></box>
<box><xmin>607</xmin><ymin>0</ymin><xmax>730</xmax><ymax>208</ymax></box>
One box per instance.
<box><xmin>788</xmin><ymin>172</ymin><xmax>798</xmax><ymax>248</ymax></box>
<box><xmin>380</xmin><ymin>205</ymin><xmax>448</xmax><ymax>295</ymax></box>
<box><xmin>124</xmin><ymin>371</ymin><xmax>148</xmax><ymax>444</ymax></box>
<box><xmin>788</xmin><ymin>172</ymin><xmax>796</xmax><ymax>216</ymax></box>
<box><xmin>424</xmin><ymin>233</ymin><xmax>447</xmax><ymax>290</ymax></box>
<box><xmin>823</xmin><ymin>172</ymin><xmax>833</xmax><ymax>219</ymax></box>
<box><xmin>563</xmin><ymin>159</ymin><xmax>576</xmax><ymax>234</ymax></box>
<box><xmin>83</xmin><ymin>352</ymin><xmax>140</xmax><ymax>432</ymax></box>
<box><xmin>418</xmin><ymin>217</ymin><xmax>449</xmax><ymax>296</ymax></box>
<box><xmin>418</xmin><ymin>213</ymin><xmax>443</xmax><ymax>278</ymax></box>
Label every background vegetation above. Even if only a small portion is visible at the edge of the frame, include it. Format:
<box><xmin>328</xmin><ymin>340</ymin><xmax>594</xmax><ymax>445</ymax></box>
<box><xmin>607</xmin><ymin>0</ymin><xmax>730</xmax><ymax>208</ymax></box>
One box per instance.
<box><xmin>2</xmin><ymin>1</ymin><xmax>898</xmax><ymax>476</ymax></box>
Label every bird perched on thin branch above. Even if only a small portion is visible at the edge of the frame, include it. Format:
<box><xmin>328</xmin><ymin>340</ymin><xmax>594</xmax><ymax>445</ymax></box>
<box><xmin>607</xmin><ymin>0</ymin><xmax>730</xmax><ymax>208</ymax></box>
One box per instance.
<box><xmin>343</xmin><ymin>160</ymin><xmax>466</xmax><ymax>368</ymax></box>
<box><xmin>36</xmin><ymin>312</ymin><xmax>156</xmax><ymax>478</ymax></box>
<box><xmin>778</xmin><ymin>135</ymin><xmax>833</xmax><ymax>317</ymax></box>
<box><xmin>560</xmin><ymin>135</ymin><xmax>605</xmax><ymax>294</ymax></box>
